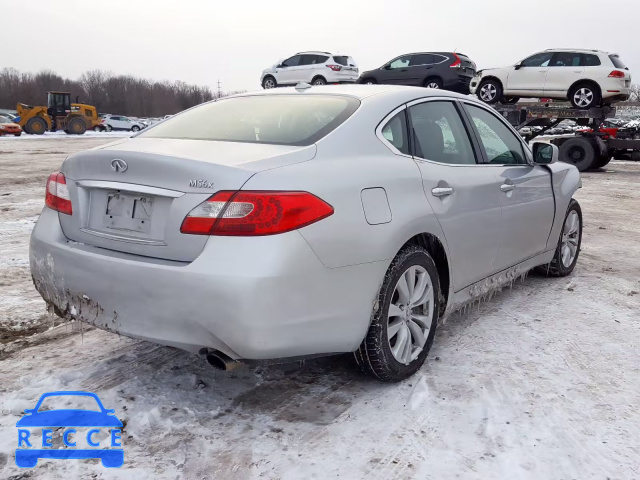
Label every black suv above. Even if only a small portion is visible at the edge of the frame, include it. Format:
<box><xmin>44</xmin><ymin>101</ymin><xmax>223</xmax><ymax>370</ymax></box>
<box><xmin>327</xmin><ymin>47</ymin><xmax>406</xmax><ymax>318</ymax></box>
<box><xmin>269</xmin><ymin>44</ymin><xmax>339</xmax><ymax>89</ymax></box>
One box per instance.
<box><xmin>357</xmin><ymin>52</ymin><xmax>477</xmax><ymax>93</ymax></box>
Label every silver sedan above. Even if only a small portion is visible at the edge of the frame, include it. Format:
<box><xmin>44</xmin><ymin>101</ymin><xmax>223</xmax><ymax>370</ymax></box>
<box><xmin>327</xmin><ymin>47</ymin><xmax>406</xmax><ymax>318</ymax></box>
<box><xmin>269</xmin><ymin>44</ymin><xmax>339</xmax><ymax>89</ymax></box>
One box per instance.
<box><xmin>30</xmin><ymin>85</ymin><xmax>582</xmax><ymax>382</ymax></box>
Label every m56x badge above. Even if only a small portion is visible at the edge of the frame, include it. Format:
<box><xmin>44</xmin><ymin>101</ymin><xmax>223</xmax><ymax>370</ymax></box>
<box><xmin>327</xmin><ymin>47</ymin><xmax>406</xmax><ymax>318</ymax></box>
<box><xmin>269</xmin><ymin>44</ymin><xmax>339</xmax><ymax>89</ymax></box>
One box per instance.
<box><xmin>189</xmin><ymin>180</ymin><xmax>214</xmax><ymax>188</ymax></box>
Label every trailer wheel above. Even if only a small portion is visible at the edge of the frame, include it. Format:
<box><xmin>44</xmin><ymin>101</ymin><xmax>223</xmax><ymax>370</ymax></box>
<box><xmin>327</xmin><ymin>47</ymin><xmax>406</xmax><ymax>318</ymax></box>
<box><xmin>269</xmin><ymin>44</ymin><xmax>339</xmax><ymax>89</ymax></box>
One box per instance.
<box><xmin>559</xmin><ymin>137</ymin><xmax>596</xmax><ymax>171</ymax></box>
<box><xmin>25</xmin><ymin>117</ymin><xmax>47</xmax><ymax>135</ymax></box>
<box><xmin>593</xmin><ymin>152</ymin><xmax>612</xmax><ymax>169</ymax></box>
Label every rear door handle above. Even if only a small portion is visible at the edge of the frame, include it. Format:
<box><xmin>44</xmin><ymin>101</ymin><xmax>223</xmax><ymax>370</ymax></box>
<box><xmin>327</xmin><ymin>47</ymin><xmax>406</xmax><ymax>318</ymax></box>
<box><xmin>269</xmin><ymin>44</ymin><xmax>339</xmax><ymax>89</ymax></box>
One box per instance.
<box><xmin>500</xmin><ymin>183</ymin><xmax>515</xmax><ymax>192</ymax></box>
<box><xmin>432</xmin><ymin>187</ymin><xmax>454</xmax><ymax>197</ymax></box>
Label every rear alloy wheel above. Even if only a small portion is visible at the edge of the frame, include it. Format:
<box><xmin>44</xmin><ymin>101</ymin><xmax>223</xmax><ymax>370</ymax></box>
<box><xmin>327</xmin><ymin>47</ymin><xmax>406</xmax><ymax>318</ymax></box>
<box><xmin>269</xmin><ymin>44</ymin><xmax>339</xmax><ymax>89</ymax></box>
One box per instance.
<box><xmin>312</xmin><ymin>77</ymin><xmax>327</xmax><ymax>86</ymax></box>
<box><xmin>536</xmin><ymin>199</ymin><xmax>582</xmax><ymax>277</ymax></box>
<box><xmin>355</xmin><ymin>245</ymin><xmax>440</xmax><ymax>382</ymax></box>
<box><xmin>424</xmin><ymin>78</ymin><xmax>443</xmax><ymax>89</ymax></box>
<box><xmin>477</xmin><ymin>79</ymin><xmax>502</xmax><ymax>104</ymax></box>
<box><xmin>262</xmin><ymin>76</ymin><xmax>277</xmax><ymax>89</ymax></box>
<box><xmin>570</xmin><ymin>84</ymin><xmax>600</xmax><ymax>109</ymax></box>
<box><xmin>559</xmin><ymin>137</ymin><xmax>596</xmax><ymax>171</ymax></box>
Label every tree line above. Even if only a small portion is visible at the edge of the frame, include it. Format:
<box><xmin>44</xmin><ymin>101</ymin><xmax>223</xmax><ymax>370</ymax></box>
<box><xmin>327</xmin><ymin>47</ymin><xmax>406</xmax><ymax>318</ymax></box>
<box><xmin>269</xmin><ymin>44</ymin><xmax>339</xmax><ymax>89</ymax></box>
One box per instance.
<box><xmin>0</xmin><ymin>68</ymin><xmax>241</xmax><ymax>117</ymax></box>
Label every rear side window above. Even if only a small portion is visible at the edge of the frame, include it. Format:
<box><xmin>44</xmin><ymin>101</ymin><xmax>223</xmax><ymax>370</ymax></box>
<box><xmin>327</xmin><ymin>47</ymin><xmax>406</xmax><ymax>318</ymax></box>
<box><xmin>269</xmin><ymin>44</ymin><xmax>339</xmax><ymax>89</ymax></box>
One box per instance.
<box><xmin>380</xmin><ymin>111</ymin><xmax>410</xmax><ymax>155</ymax></box>
<box><xmin>332</xmin><ymin>56</ymin><xmax>350</xmax><ymax>66</ymax></box>
<box><xmin>409</xmin><ymin>101</ymin><xmax>476</xmax><ymax>165</ymax></box>
<box><xmin>139</xmin><ymin>95</ymin><xmax>360</xmax><ymax>146</ymax></box>
<box><xmin>551</xmin><ymin>52</ymin><xmax>581</xmax><ymax>67</ymax></box>
<box><xmin>315</xmin><ymin>55</ymin><xmax>329</xmax><ymax>64</ymax></box>
<box><xmin>609</xmin><ymin>55</ymin><xmax>626</xmax><ymax>69</ymax></box>
<box><xmin>410</xmin><ymin>54</ymin><xmax>434</xmax><ymax>66</ymax></box>
<box><xmin>581</xmin><ymin>54</ymin><xmax>601</xmax><ymax>66</ymax></box>
<box><xmin>464</xmin><ymin>104</ymin><xmax>526</xmax><ymax>165</ymax></box>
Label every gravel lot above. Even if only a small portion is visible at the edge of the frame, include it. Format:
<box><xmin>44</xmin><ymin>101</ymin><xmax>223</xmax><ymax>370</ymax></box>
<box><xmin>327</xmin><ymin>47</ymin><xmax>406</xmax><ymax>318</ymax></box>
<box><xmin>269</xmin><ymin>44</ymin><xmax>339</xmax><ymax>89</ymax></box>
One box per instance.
<box><xmin>0</xmin><ymin>136</ymin><xmax>638</xmax><ymax>479</ymax></box>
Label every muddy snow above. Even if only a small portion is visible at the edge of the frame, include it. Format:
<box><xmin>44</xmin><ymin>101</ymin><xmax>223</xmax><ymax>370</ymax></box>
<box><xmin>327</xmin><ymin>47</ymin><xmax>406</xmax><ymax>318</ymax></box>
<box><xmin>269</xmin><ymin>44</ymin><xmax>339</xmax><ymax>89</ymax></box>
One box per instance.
<box><xmin>0</xmin><ymin>136</ymin><xmax>639</xmax><ymax>479</ymax></box>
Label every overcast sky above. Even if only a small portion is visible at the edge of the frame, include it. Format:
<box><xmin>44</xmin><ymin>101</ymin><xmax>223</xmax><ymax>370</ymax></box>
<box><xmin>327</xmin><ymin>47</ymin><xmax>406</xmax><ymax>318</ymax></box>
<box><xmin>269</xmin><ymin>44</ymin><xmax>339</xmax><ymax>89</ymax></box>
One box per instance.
<box><xmin>4</xmin><ymin>0</ymin><xmax>639</xmax><ymax>92</ymax></box>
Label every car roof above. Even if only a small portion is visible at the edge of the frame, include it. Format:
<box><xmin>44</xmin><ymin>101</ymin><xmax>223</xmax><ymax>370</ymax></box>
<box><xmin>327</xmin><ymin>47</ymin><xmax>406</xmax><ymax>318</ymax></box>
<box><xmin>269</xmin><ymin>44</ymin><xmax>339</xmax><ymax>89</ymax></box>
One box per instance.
<box><xmin>231</xmin><ymin>84</ymin><xmax>472</xmax><ymax>102</ymax></box>
<box><xmin>543</xmin><ymin>48</ymin><xmax>610</xmax><ymax>54</ymax></box>
<box><xmin>295</xmin><ymin>51</ymin><xmax>334</xmax><ymax>55</ymax></box>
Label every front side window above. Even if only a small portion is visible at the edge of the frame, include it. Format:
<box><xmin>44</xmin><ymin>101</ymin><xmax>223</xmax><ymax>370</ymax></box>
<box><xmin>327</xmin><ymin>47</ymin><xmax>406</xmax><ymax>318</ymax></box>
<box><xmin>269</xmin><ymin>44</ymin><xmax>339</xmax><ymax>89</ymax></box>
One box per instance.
<box><xmin>409</xmin><ymin>101</ymin><xmax>476</xmax><ymax>165</ymax></box>
<box><xmin>550</xmin><ymin>52</ymin><xmax>581</xmax><ymax>67</ymax></box>
<box><xmin>139</xmin><ymin>95</ymin><xmax>360</xmax><ymax>146</ymax></box>
<box><xmin>521</xmin><ymin>52</ymin><xmax>553</xmax><ymax>67</ymax></box>
<box><xmin>282</xmin><ymin>55</ymin><xmax>301</xmax><ymax>67</ymax></box>
<box><xmin>464</xmin><ymin>104</ymin><xmax>526</xmax><ymax>165</ymax></box>
<box><xmin>389</xmin><ymin>56</ymin><xmax>411</xmax><ymax>69</ymax></box>
<box><xmin>380</xmin><ymin>110</ymin><xmax>410</xmax><ymax>155</ymax></box>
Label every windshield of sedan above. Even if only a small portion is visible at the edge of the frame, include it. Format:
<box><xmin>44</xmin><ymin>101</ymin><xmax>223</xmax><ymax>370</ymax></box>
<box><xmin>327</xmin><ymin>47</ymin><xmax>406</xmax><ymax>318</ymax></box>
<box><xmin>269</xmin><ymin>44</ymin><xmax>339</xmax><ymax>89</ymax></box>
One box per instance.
<box><xmin>36</xmin><ymin>395</ymin><xmax>102</xmax><ymax>412</ymax></box>
<box><xmin>139</xmin><ymin>95</ymin><xmax>360</xmax><ymax>146</ymax></box>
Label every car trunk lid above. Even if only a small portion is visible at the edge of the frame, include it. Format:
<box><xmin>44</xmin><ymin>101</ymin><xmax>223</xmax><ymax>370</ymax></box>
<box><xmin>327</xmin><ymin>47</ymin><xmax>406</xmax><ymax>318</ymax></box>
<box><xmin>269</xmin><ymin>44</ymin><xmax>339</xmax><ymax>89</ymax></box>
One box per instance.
<box><xmin>58</xmin><ymin>138</ymin><xmax>316</xmax><ymax>262</ymax></box>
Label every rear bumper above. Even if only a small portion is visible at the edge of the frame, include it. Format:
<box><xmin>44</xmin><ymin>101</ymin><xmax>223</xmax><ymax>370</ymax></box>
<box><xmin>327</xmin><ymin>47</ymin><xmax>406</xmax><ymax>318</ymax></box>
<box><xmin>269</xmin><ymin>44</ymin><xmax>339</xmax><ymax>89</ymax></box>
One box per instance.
<box><xmin>444</xmin><ymin>75</ymin><xmax>474</xmax><ymax>94</ymax></box>
<box><xmin>30</xmin><ymin>208</ymin><xmax>385</xmax><ymax>360</ymax></box>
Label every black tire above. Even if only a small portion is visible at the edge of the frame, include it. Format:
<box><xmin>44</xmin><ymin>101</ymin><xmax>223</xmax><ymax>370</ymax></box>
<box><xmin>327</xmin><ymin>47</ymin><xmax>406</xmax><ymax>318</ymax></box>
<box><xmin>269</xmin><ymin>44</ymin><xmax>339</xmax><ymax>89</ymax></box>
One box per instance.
<box><xmin>502</xmin><ymin>96</ymin><xmax>520</xmax><ymax>104</ymax></box>
<box><xmin>14</xmin><ymin>133</ymin><xmax>21</xmax><ymax>137</ymax></box>
<box><xmin>569</xmin><ymin>83</ymin><xmax>601</xmax><ymax>109</ymax></box>
<box><xmin>354</xmin><ymin>245</ymin><xmax>440</xmax><ymax>382</ymax></box>
<box><xmin>362</xmin><ymin>78</ymin><xmax>376</xmax><ymax>85</ymax></box>
<box><xmin>476</xmin><ymin>78</ymin><xmax>503</xmax><ymax>104</ymax></box>
<box><xmin>67</xmin><ymin>117</ymin><xmax>86</xmax><ymax>135</ymax></box>
<box><xmin>25</xmin><ymin>116</ymin><xmax>47</xmax><ymax>135</ymax></box>
<box><xmin>424</xmin><ymin>78</ymin><xmax>443</xmax><ymax>89</ymax></box>
<box><xmin>593</xmin><ymin>153</ymin><xmax>612</xmax><ymax>168</ymax></box>
<box><xmin>559</xmin><ymin>136</ymin><xmax>596</xmax><ymax>171</ymax></box>
<box><xmin>131</xmin><ymin>125</ymin><xmax>140</xmax><ymax>132</ymax></box>
<box><xmin>262</xmin><ymin>76</ymin><xmax>277</xmax><ymax>89</ymax></box>
<box><xmin>535</xmin><ymin>199</ymin><xmax>582</xmax><ymax>277</ymax></box>
<box><xmin>105</xmin><ymin>125</ymin><xmax>112</xmax><ymax>132</ymax></box>
<box><xmin>93</xmin><ymin>125</ymin><xmax>103</xmax><ymax>132</ymax></box>
<box><xmin>311</xmin><ymin>76</ymin><xmax>327</xmax><ymax>86</ymax></box>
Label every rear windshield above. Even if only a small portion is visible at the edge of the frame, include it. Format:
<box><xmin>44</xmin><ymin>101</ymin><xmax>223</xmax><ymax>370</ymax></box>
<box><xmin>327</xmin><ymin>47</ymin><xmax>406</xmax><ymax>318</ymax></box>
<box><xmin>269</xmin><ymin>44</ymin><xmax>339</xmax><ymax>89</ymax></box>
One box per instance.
<box><xmin>609</xmin><ymin>55</ymin><xmax>626</xmax><ymax>69</ymax></box>
<box><xmin>138</xmin><ymin>95</ymin><xmax>360</xmax><ymax>146</ymax></box>
<box><xmin>332</xmin><ymin>56</ymin><xmax>351</xmax><ymax>66</ymax></box>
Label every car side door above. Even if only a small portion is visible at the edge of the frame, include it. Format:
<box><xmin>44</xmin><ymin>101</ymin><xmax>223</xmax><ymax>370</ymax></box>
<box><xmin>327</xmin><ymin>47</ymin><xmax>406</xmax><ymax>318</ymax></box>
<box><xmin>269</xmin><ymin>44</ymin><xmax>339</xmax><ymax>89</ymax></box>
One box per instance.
<box><xmin>108</xmin><ymin>116</ymin><xmax>121</xmax><ymax>129</ymax></box>
<box><xmin>543</xmin><ymin>52</ymin><xmax>585</xmax><ymax>97</ymax></box>
<box><xmin>506</xmin><ymin>52</ymin><xmax>553</xmax><ymax>96</ymax></box>
<box><xmin>461</xmin><ymin>102</ymin><xmax>556</xmax><ymax>271</ymax></box>
<box><xmin>407</xmin><ymin>53</ymin><xmax>435</xmax><ymax>86</ymax></box>
<box><xmin>276</xmin><ymin>55</ymin><xmax>302</xmax><ymax>85</ymax></box>
<box><xmin>408</xmin><ymin>98</ymin><xmax>503</xmax><ymax>291</ymax></box>
<box><xmin>378</xmin><ymin>55</ymin><xmax>413</xmax><ymax>85</ymax></box>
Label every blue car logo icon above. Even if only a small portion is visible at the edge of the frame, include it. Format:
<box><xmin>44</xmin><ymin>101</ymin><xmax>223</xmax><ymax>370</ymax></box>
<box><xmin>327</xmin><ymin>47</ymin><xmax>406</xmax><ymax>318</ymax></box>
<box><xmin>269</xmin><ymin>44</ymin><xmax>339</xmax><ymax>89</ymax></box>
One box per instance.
<box><xmin>15</xmin><ymin>391</ymin><xmax>123</xmax><ymax>468</ymax></box>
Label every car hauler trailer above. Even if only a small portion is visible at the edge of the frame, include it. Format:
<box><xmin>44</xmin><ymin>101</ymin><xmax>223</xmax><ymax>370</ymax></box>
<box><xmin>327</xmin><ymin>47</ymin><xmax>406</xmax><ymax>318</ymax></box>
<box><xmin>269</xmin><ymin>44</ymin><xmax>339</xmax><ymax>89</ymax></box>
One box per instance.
<box><xmin>495</xmin><ymin>103</ymin><xmax>640</xmax><ymax>171</ymax></box>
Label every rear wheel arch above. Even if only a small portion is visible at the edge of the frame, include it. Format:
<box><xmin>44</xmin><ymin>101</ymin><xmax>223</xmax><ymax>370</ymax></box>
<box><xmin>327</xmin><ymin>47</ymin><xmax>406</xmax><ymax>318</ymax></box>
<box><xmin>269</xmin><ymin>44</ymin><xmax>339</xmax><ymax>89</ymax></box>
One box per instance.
<box><xmin>423</xmin><ymin>76</ymin><xmax>443</xmax><ymax>88</ymax></box>
<box><xmin>401</xmin><ymin>233</ymin><xmax>450</xmax><ymax>312</ymax></box>
<box><xmin>311</xmin><ymin>75</ymin><xmax>327</xmax><ymax>85</ymax></box>
<box><xmin>568</xmin><ymin>80</ymin><xmax>602</xmax><ymax>105</ymax></box>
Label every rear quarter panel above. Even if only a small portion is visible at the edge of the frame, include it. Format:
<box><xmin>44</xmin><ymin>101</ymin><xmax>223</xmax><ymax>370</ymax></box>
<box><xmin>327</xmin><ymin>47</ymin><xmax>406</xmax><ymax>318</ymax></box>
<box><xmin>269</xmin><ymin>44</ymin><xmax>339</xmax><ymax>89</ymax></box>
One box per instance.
<box><xmin>241</xmin><ymin>96</ymin><xmax>451</xmax><ymax>270</ymax></box>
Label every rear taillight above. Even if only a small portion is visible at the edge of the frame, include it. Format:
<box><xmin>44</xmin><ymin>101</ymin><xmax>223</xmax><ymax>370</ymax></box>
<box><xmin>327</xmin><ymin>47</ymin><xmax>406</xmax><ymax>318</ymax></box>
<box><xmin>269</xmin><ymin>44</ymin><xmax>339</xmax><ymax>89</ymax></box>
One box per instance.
<box><xmin>326</xmin><ymin>64</ymin><xmax>342</xmax><ymax>72</ymax></box>
<box><xmin>180</xmin><ymin>191</ymin><xmax>334</xmax><ymax>236</ymax></box>
<box><xmin>45</xmin><ymin>172</ymin><xmax>72</xmax><ymax>215</ymax></box>
<box><xmin>450</xmin><ymin>53</ymin><xmax>461</xmax><ymax>68</ymax></box>
<box><xmin>608</xmin><ymin>70</ymin><xmax>626</xmax><ymax>78</ymax></box>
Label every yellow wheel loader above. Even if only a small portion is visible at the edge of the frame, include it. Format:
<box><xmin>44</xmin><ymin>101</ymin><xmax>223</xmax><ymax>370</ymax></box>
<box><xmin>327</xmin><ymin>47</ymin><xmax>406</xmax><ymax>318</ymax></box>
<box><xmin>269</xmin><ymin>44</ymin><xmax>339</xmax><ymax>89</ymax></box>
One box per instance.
<box><xmin>16</xmin><ymin>92</ymin><xmax>101</xmax><ymax>135</ymax></box>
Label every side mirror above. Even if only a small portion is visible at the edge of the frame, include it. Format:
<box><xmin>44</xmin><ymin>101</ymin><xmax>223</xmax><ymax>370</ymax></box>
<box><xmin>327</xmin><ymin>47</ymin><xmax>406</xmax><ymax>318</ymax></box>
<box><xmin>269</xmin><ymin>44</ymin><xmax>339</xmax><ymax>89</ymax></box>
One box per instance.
<box><xmin>383</xmin><ymin>64</ymin><xmax>391</xmax><ymax>70</ymax></box>
<box><xmin>514</xmin><ymin>63</ymin><xmax>523</xmax><ymax>70</ymax></box>
<box><xmin>276</xmin><ymin>64</ymin><xmax>284</xmax><ymax>69</ymax></box>
<box><xmin>532</xmin><ymin>142</ymin><xmax>558</xmax><ymax>165</ymax></box>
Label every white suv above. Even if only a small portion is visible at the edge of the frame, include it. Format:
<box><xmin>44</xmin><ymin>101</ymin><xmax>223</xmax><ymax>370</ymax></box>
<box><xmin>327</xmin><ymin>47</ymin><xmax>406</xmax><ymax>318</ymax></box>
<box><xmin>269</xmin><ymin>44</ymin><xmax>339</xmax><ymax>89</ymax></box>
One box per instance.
<box><xmin>470</xmin><ymin>49</ymin><xmax>631</xmax><ymax>108</ymax></box>
<box><xmin>101</xmin><ymin>115</ymin><xmax>146</xmax><ymax>132</ymax></box>
<box><xmin>260</xmin><ymin>51</ymin><xmax>359</xmax><ymax>89</ymax></box>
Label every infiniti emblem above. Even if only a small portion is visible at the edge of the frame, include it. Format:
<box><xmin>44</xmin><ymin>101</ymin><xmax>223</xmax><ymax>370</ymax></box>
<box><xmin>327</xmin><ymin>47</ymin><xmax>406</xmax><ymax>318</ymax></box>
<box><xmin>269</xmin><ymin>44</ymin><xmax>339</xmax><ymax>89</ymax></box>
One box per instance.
<box><xmin>111</xmin><ymin>159</ymin><xmax>128</xmax><ymax>173</ymax></box>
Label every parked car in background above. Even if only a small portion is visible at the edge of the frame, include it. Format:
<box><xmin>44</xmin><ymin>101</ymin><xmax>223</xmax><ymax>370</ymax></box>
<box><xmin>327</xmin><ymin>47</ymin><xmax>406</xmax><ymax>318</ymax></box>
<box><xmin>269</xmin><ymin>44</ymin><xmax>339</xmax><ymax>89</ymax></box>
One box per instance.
<box><xmin>101</xmin><ymin>115</ymin><xmax>145</xmax><ymax>132</ymax></box>
<box><xmin>357</xmin><ymin>52</ymin><xmax>476</xmax><ymax>93</ymax></box>
<box><xmin>31</xmin><ymin>85</ymin><xmax>582</xmax><ymax>382</ymax></box>
<box><xmin>0</xmin><ymin>115</ymin><xmax>22</xmax><ymax>136</ymax></box>
<box><xmin>261</xmin><ymin>52</ymin><xmax>359</xmax><ymax>88</ymax></box>
<box><xmin>471</xmin><ymin>49</ymin><xmax>631</xmax><ymax>108</ymax></box>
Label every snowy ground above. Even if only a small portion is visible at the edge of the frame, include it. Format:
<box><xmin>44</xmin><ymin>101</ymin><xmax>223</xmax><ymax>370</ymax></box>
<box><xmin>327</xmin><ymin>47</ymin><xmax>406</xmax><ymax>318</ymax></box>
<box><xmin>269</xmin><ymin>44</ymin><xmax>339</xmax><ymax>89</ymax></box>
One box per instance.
<box><xmin>0</xmin><ymin>137</ymin><xmax>639</xmax><ymax>479</ymax></box>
